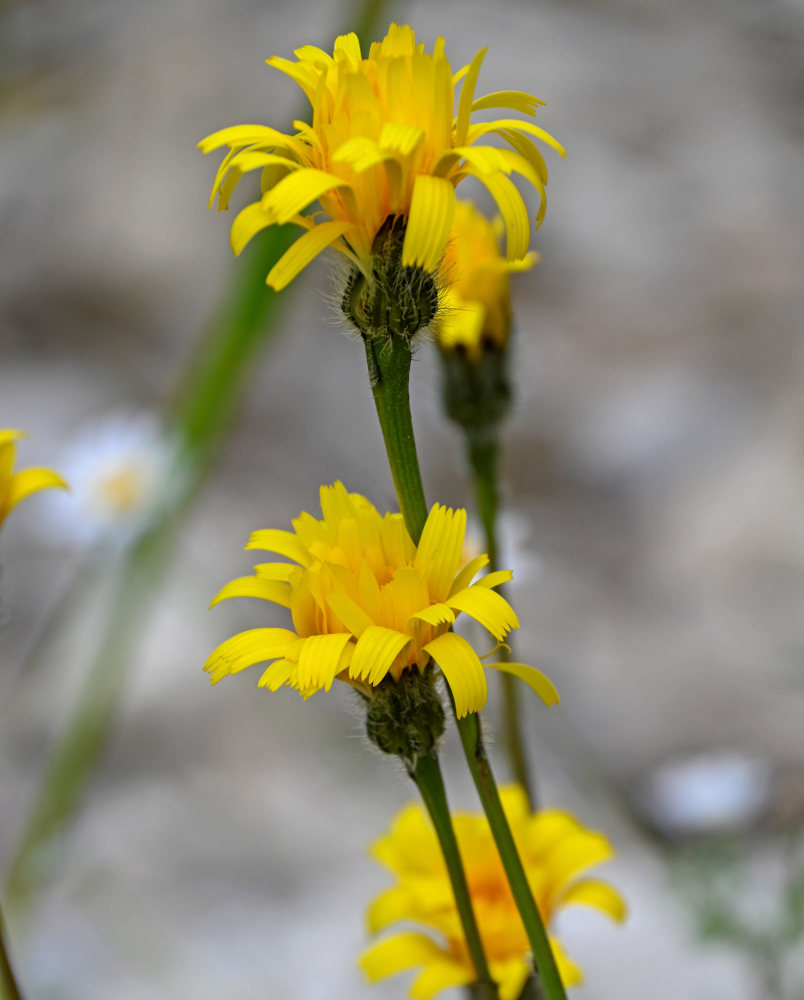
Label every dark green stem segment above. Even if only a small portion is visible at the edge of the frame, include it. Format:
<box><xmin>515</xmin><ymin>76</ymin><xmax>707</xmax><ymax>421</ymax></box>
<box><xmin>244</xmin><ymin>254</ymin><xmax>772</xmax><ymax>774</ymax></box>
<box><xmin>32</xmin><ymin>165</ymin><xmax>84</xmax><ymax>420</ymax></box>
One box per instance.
<box><xmin>467</xmin><ymin>431</ymin><xmax>535</xmax><ymax>808</ymax></box>
<box><xmin>454</xmin><ymin>707</ymin><xmax>568</xmax><ymax>1000</ymax></box>
<box><xmin>410</xmin><ymin>754</ymin><xmax>498</xmax><ymax>1000</ymax></box>
<box><xmin>0</xmin><ymin>906</ymin><xmax>23</xmax><ymax>1000</ymax></box>
<box><xmin>364</xmin><ymin>335</ymin><xmax>429</xmax><ymax>544</ymax></box>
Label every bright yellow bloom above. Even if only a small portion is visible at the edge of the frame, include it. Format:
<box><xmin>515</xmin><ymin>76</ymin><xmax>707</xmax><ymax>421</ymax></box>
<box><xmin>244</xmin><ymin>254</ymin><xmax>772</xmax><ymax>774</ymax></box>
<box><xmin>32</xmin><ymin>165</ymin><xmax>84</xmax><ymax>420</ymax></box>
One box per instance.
<box><xmin>204</xmin><ymin>482</ymin><xmax>557</xmax><ymax>719</ymax></box>
<box><xmin>437</xmin><ymin>201</ymin><xmax>537</xmax><ymax>359</ymax></box>
<box><xmin>361</xmin><ymin>787</ymin><xmax>627</xmax><ymax>999</ymax></box>
<box><xmin>199</xmin><ymin>24</ymin><xmax>565</xmax><ymax>290</ymax></box>
<box><xmin>0</xmin><ymin>430</ymin><xmax>66</xmax><ymax>530</ymax></box>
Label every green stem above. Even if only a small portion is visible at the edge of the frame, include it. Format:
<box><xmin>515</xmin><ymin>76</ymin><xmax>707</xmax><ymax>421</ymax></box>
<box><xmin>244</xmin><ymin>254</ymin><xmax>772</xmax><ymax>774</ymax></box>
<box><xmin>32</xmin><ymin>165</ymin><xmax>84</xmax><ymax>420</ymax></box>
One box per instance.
<box><xmin>366</xmin><ymin>334</ymin><xmax>561</xmax><ymax>998</ymax></box>
<box><xmin>0</xmin><ymin>906</ymin><xmax>23</xmax><ymax>1000</ymax></box>
<box><xmin>364</xmin><ymin>335</ymin><xmax>428</xmax><ymax>544</ymax></box>
<box><xmin>411</xmin><ymin>754</ymin><xmax>498</xmax><ymax>1000</ymax></box>
<box><xmin>466</xmin><ymin>431</ymin><xmax>535</xmax><ymax>808</ymax></box>
<box><xmin>454</xmin><ymin>707</ymin><xmax>567</xmax><ymax>1000</ymax></box>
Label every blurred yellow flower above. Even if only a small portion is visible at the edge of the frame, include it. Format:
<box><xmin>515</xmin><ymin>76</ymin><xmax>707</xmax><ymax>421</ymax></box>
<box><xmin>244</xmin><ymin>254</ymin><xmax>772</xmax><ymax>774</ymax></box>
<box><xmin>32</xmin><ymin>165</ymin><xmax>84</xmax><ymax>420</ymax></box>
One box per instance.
<box><xmin>361</xmin><ymin>787</ymin><xmax>627</xmax><ymax>999</ymax></box>
<box><xmin>438</xmin><ymin>201</ymin><xmax>537</xmax><ymax>360</ymax></box>
<box><xmin>205</xmin><ymin>481</ymin><xmax>557</xmax><ymax>719</ymax></box>
<box><xmin>199</xmin><ymin>23</ymin><xmax>564</xmax><ymax>290</ymax></box>
<box><xmin>0</xmin><ymin>430</ymin><xmax>66</xmax><ymax>530</ymax></box>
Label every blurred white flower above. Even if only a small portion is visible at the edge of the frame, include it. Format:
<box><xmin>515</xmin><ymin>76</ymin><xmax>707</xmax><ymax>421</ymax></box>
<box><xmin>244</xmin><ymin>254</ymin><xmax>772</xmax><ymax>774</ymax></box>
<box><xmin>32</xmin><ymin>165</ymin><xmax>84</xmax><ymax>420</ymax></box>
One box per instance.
<box><xmin>43</xmin><ymin>412</ymin><xmax>178</xmax><ymax>548</ymax></box>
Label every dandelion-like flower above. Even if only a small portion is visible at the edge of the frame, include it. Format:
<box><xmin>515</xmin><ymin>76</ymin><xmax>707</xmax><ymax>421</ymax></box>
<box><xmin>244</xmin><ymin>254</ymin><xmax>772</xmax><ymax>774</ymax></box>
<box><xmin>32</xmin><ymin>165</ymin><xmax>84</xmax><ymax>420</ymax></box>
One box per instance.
<box><xmin>437</xmin><ymin>200</ymin><xmax>536</xmax><ymax>360</ymax></box>
<box><xmin>204</xmin><ymin>481</ymin><xmax>557</xmax><ymax>720</ymax></box>
<box><xmin>199</xmin><ymin>24</ymin><xmax>564</xmax><ymax>292</ymax></box>
<box><xmin>0</xmin><ymin>430</ymin><xmax>66</xmax><ymax>530</ymax></box>
<box><xmin>42</xmin><ymin>413</ymin><xmax>177</xmax><ymax>548</ymax></box>
<box><xmin>361</xmin><ymin>787</ymin><xmax>627</xmax><ymax>999</ymax></box>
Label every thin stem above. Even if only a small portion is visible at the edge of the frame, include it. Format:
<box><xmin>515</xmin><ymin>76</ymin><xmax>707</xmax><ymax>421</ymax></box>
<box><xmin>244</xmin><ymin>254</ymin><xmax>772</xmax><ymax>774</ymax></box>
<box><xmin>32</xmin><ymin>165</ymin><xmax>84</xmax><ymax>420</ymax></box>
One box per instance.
<box><xmin>366</xmin><ymin>334</ymin><xmax>563</xmax><ymax>998</ymax></box>
<box><xmin>0</xmin><ymin>906</ymin><xmax>23</xmax><ymax>1000</ymax></box>
<box><xmin>454</xmin><ymin>706</ymin><xmax>568</xmax><ymax>1000</ymax></box>
<box><xmin>466</xmin><ymin>431</ymin><xmax>535</xmax><ymax>807</ymax></box>
<box><xmin>411</xmin><ymin>754</ymin><xmax>498</xmax><ymax>1000</ymax></box>
<box><xmin>364</xmin><ymin>336</ymin><xmax>428</xmax><ymax>543</ymax></box>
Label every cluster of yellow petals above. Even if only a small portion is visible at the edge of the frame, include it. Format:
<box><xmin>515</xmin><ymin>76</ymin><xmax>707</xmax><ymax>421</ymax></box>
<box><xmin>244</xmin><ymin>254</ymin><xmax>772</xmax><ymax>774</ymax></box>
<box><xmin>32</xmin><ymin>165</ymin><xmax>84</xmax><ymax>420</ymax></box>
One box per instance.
<box><xmin>0</xmin><ymin>430</ymin><xmax>66</xmax><ymax>531</ymax></box>
<box><xmin>437</xmin><ymin>201</ymin><xmax>537</xmax><ymax>359</ymax></box>
<box><xmin>199</xmin><ymin>23</ymin><xmax>565</xmax><ymax>290</ymax></box>
<box><xmin>204</xmin><ymin>482</ymin><xmax>557</xmax><ymax>719</ymax></box>
<box><xmin>361</xmin><ymin>786</ymin><xmax>627</xmax><ymax>999</ymax></box>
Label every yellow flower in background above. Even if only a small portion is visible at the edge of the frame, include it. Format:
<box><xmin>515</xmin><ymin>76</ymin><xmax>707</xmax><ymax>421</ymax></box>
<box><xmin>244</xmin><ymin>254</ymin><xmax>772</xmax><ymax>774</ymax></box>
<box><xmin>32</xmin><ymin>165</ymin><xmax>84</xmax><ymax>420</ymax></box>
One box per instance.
<box><xmin>205</xmin><ymin>481</ymin><xmax>557</xmax><ymax>719</ymax></box>
<box><xmin>0</xmin><ymin>430</ymin><xmax>66</xmax><ymax>530</ymax></box>
<box><xmin>199</xmin><ymin>23</ymin><xmax>565</xmax><ymax>290</ymax></box>
<box><xmin>437</xmin><ymin>201</ymin><xmax>537</xmax><ymax>360</ymax></box>
<box><xmin>361</xmin><ymin>787</ymin><xmax>627</xmax><ymax>999</ymax></box>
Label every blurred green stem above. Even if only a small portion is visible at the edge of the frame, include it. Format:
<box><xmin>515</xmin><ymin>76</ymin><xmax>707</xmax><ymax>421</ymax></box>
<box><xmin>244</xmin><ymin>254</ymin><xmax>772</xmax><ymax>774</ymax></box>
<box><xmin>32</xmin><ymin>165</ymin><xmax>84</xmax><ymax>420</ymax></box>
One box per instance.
<box><xmin>466</xmin><ymin>430</ymin><xmax>535</xmax><ymax>807</ymax></box>
<box><xmin>0</xmin><ymin>906</ymin><xmax>23</xmax><ymax>1000</ymax></box>
<box><xmin>5</xmin><ymin>0</ymin><xmax>395</xmax><ymax>918</ymax></box>
<box><xmin>454</xmin><ymin>705</ymin><xmax>567</xmax><ymax>1000</ymax></box>
<box><xmin>411</xmin><ymin>753</ymin><xmax>497</xmax><ymax>999</ymax></box>
<box><xmin>367</xmin><ymin>335</ymin><xmax>566</xmax><ymax>1000</ymax></box>
<box><xmin>364</xmin><ymin>335</ymin><xmax>429</xmax><ymax>542</ymax></box>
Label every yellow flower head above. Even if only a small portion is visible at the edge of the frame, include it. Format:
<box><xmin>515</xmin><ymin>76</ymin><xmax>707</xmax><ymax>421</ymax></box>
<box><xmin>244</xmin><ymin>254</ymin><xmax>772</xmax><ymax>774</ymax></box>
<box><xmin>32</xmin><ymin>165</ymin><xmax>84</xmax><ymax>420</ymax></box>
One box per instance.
<box><xmin>0</xmin><ymin>430</ymin><xmax>66</xmax><ymax>530</ymax></box>
<box><xmin>199</xmin><ymin>24</ymin><xmax>565</xmax><ymax>291</ymax></box>
<box><xmin>437</xmin><ymin>201</ymin><xmax>537</xmax><ymax>359</ymax></box>
<box><xmin>361</xmin><ymin>787</ymin><xmax>627</xmax><ymax>1000</ymax></box>
<box><xmin>204</xmin><ymin>482</ymin><xmax>557</xmax><ymax>719</ymax></box>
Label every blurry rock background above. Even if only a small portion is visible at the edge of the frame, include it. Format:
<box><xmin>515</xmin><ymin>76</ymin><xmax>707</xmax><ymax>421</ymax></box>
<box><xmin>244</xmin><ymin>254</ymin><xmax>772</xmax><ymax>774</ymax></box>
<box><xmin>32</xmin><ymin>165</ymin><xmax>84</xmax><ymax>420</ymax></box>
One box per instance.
<box><xmin>1</xmin><ymin>0</ymin><xmax>804</xmax><ymax>996</ymax></box>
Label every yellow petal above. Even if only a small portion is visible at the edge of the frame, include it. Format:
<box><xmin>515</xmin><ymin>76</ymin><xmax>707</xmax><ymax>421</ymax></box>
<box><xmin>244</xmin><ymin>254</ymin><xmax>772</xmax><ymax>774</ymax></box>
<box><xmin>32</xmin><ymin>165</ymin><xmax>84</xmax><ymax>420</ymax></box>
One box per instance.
<box><xmin>325</xmin><ymin>590</ymin><xmax>375</xmax><ymax>637</ymax></box>
<box><xmin>448</xmin><ymin>554</ymin><xmax>489</xmax><ymax>596</ymax></box>
<box><xmin>485</xmin><ymin>660</ymin><xmax>559</xmax><ymax>707</ymax></box>
<box><xmin>4</xmin><ymin>467</ymin><xmax>67</xmax><ymax>517</ymax></box>
<box><xmin>198</xmin><ymin>124</ymin><xmax>303</xmax><ymax>155</ymax></box>
<box><xmin>410</xmin><ymin>958</ymin><xmax>474</xmax><ymax>1000</ymax></box>
<box><xmin>230</xmin><ymin>202</ymin><xmax>275</xmax><ymax>256</ymax></box>
<box><xmin>402</xmin><ymin>175</ymin><xmax>456</xmax><ymax>272</ymax></box>
<box><xmin>209</xmin><ymin>577</ymin><xmax>292</xmax><ymax>609</ymax></box>
<box><xmin>359</xmin><ymin>932</ymin><xmax>445</xmax><ymax>983</ymax></box>
<box><xmin>349</xmin><ymin>626</ymin><xmax>411</xmax><ymax>685</ymax></box>
<box><xmin>470</xmin><ymin>90</ymin><xmax>545</xmax><ymax>116</ymax></box>
<box><xmin>296</xmin><ymin>632</ymin><xmax>353</xmax><ymax>691</ymax></box>
<box><xmin>257</xmin><ymin>658</ymin><xmax>295</xmax><ymax>691</ymax></box>
<box><xmin>261</xmin><ymin>168</ymin><xmax>353</xmax><ymax>225</ymax></box>
<box><xmin>448</xmin><ymin>585</ymin><xmax>519</xmax><ymax>641</ymax></box>
<box><xmin>468</xmin><ymin>118</ymin><xmax>567</xmax><ymax>159</ymax></box>
<box><xmin>474</xmin><ymin>569</ymin><xmax>514</xmax><ymax>590</ymax></box>
<box><xmin>545</xmin><ymin>831</ymin><xmax>615</xmax><ymax>891</ymax></box>
<box><xmin>333</xmin><ymin>32</ymin><xmax>361</xmax><ymax>64</ymax></box>
<box><xmin>549</xmin><ymin>936</ymin><xmax>583</xmax><ymax>989</ymax></box>
<box><xmin>496</xmin><ymin>128</ymin><xmax>549</xmax><ymax>185</ymax></box>
<box><xmin>407</xmin><ymin>603</ymin><xmax>455</xmax><ymax>629</ymax></box>
<box><xmin>559</xmin><ymin>879</ymin><xmax>628</xmax><ymax>923</ymax></box>
<box><xmin>464</xmin><ymin>170</ymin><xmax>529</xmax><ymax>261</ymax></box>
<box><xmin>246</xmin><ymin>528</ymin><xmax>311</xmax><ymax>566</ymax></box>
<box><xmin>203</xmin><ymin>628</ymin><xmax>297</xmax><ymax>684</ymax></box>
<box><xmin>265</xmin><ymin>56</ymin><xmax>322</xmax><ymax>104</ymax></box>
<box><xmin>424</xmin><ymin>632</ymin><xmax>487</xmax><ymax>718</ymax></box>
<box><xmin>0</xmin><ymin>430</ymin><xmax>25</xmax><ymax>481</ymax></box>
<box><xmin>494</xmin><ymin>959</ymin><xmax>532</xmax><ymax>1000</ymax></box>
<box><xmin>266</xmin><ymin>219</ymin><xmax>354</xmax><ymax>290</ymax></box>
<box><xmin>254</xmin><ymin>562</ymin><xmax>296</xmax><ymax>581</ymax></box>
<box><xmin>416</xmin><ymin>504</ymin><xmax>467</xmax><ymax>604</ymax></box>
<box><xmin>454</xmin><ymin>47</ymin><xmax>487</xmax><ymax>147</ymax></box>
<box><xmin>367</xmin><ymin>886</ymin><xmax>420</xmax><ymax>934</ymax></box>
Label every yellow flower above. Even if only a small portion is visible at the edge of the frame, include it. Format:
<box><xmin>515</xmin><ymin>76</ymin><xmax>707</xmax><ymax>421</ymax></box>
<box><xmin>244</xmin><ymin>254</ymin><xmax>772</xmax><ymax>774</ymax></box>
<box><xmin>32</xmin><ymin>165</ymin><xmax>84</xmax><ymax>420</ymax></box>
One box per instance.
<box><xmin>199</xmin><ymin>24</ymin><xmax>565</xmax><ymax>291</ymax></box>
<box><xmin>204</xmin><ymin>481</ymin><xmax>557</xmax><ymax>719</ymax></box>
<box><xmin>437</xmin><ymin>201</ymin><xmax>537</xmax><ymax>360</ymax></box>
<box><xmin>361</xmin><ymin>787</ymin><xmax>627</xmax><ymax>999</ymax></box>
<box><xmin>0</xmin><ymin>430</ymin><xmax>66</xmax><ymax>530</ymax></box>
